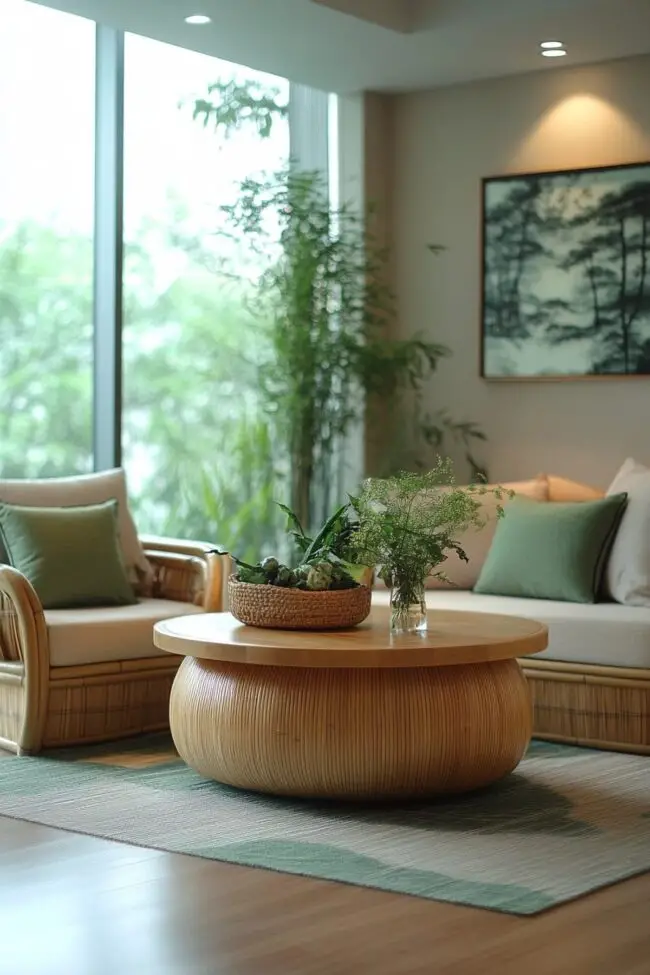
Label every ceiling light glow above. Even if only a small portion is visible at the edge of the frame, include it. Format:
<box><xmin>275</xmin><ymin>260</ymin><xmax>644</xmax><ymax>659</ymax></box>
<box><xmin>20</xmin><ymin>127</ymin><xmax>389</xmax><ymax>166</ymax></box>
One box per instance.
<box><xmin>540</xmin><ymin>41</ymin><xmax>563</xmax><ymax>49</ymax></box>
<box><xmin>542</xmin><ymin>49</ymin><xmax>567</xmax><ymax>58</ymax></box>
<box><xmin>185</xmin><ymin>14</ymin><xmax>212</xmax><ymax>25</ymax></box>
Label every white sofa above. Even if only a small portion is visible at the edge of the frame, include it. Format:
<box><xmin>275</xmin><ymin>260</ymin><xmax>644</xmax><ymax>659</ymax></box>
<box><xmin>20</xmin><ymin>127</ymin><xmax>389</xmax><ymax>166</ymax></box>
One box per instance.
<box><xmin>371</xmin><ymin>587</ymin><xmax>650</xmax><ymax>755</ymax></box>
<box><xmin>375</xmin><ymin>588</ymin><xmax>650</xmax><ymax>669</ymax></box>
<box><xmin>371</xmin><ymin>467</ymin><xmax>650</xmax><ymax>756</ymax></box>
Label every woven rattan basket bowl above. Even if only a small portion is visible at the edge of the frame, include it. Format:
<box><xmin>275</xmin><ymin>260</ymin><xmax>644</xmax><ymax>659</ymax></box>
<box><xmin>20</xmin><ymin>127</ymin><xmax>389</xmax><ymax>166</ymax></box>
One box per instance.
<box><xmin>228</xmin><ymin>576</ymin><xmax>372</xmax><ymax>630</ymax></box>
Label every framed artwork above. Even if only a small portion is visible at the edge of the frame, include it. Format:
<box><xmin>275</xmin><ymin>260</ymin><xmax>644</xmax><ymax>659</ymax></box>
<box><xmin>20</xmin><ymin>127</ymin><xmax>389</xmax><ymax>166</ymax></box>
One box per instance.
<box><xmin>480</xmin><ymin>161</ymin><xmax>650</xmax><ymax>380</ymax></box>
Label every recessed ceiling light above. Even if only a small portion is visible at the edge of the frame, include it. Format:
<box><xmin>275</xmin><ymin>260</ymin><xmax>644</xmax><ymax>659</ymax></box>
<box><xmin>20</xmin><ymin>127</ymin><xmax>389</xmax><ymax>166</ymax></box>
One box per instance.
<box><xmin>184</xmin><ymin>14</ymin><xmax>212</xmax><ymax>25</ymax></box>
<box><xmin>540</xmin><ymin>41</ymin><xmax>563</xmax><ymax>49</ymax></box>
<box><xmin>542</xmin><ymin>49</ymin><xmax>567</xmax><ymax>58</ymax></box>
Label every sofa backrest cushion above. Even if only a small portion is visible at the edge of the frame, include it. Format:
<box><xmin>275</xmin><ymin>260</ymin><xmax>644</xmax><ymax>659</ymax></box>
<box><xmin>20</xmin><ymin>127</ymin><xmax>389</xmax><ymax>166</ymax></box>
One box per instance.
<box><xmin>605</xmin><ymin>457</ymin><xmax>650</xmax><ymax>606</ymax></box>
<box><xmin>0</xmin><ymin>499</ymin><xmax>138</xmax><ymax>609</ymax></box>
<box><xmin>539</xmin><ymin>474</ymin><xmax>605</xmax><ymax>502</ymax></box>
<box><xmin>0</xmin><ymin>468</ymin><xmax>151</xmax><ymax>583</ymax></box>
<box><xmin>422</xmin><ymin>477</ymin><xmax>549</xmax><ymax>591</ymax></box>
<box><xmin>474</xmin><ymin>494</ymin><xmax>628</xmax><ymax>603</ymax></box>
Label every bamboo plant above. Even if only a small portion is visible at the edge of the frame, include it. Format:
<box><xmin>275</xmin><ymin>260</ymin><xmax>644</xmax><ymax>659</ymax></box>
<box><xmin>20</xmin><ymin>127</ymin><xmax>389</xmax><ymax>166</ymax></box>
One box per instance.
<box><xmin>193</xmin><ymin>81</ymin><xmax>485</xmax><ymax>537</ymax></box>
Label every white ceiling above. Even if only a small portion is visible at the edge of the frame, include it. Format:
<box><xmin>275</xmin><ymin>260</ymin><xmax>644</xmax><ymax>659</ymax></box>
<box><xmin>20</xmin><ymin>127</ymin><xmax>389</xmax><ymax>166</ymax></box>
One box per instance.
<box><xmin>31</xmin><ymin>0</ymin><xmax>650</xmax><ymax>93</ymax></box>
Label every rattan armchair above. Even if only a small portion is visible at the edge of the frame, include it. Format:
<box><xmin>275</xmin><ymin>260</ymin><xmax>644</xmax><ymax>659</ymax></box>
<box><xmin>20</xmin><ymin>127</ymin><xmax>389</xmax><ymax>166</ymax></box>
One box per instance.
<box><xmin>0</xmin><ymin>535</ymin><xmax>224</xmax><ymax>754</ymax></box>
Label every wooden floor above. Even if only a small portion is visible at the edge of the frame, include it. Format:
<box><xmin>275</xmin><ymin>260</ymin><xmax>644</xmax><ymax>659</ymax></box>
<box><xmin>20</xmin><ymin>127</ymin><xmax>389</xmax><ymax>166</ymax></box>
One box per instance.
<box><xmin>1</xmin><ymin>816</ymin><xmax>648</xmax><ymax>975</ymax></box>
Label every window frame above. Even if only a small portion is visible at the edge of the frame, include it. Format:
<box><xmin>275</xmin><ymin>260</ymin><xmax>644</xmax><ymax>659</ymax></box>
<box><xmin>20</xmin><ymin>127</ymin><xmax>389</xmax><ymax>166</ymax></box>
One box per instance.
<box><xmin>92</xmin><ymin>25</ymin><xmax>332</xmax><ymax>471</ymax></box>
<box><xmin>93</xmin><ymin>25</ymin><xmax>125</xmax><ymax>470</ymax></box>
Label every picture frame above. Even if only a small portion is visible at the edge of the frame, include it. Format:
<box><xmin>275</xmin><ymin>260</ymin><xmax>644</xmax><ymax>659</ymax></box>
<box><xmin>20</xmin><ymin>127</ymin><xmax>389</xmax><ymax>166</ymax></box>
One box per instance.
<box><xmin>480</xmin><ymin>161</ymin><xmax>650</xmax><ymax>380</ymax></box>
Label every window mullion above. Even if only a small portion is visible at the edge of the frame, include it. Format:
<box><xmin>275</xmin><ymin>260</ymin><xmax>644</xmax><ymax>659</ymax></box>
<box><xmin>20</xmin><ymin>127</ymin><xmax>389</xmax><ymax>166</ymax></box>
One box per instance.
<box><xmin>93</xmin><ymin>24</ymin><xmax>125</xmax><ymax>471</ymax></box>
<box><xmin>288</xmin><ymin>82</ymin><xmax>329</xmax><ymax>176</ymax></box>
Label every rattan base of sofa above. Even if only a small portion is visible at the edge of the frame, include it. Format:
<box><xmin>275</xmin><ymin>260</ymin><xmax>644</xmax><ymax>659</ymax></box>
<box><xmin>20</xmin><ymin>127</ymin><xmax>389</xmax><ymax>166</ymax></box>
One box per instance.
<box><xmin>521</xmin><ymin>657</ymin><xmax>650</xmax><ymax>756</ymax></box>
<box><xmin>531</xmin><ymin>730</ymin><xmax>650</xmax><ymax>755</ymax></box>
<box><xmin>0</xmin><ymin>665</ymin><xmax>25</xmax><ymax>754</ymax></box>
<box><xmin>0</xmin><ymin>655</ymin><xmax>183</xmax><ymax>753</ymax></box>
<box><xmin>41</xmin><ymin>656</ymin><xmax>183</xmax><ymax>749</ymax></box>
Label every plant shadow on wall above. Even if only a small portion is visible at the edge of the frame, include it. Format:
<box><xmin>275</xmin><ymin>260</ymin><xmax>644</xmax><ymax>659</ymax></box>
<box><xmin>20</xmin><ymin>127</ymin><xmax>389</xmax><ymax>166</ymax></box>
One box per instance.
<box><xmin>186</xmin><ymin>80</ymin><xmax>486</xmax><ymax>546</ymax></box>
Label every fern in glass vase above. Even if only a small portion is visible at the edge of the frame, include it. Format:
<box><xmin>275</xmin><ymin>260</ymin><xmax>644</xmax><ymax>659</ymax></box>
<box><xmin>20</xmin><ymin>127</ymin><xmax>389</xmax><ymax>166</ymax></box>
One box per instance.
<box><xmin>348</xmin><ymin>459</ymin><xmax>510</xmax><ymax>635</ymax></box>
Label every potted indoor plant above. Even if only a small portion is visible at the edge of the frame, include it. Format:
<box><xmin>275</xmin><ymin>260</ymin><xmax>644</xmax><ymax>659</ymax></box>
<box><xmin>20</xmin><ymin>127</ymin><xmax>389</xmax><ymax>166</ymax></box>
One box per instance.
<box><xmin>348</xmin><ymin>459</ymin><xmax>510</xmax><ymax>634</ymax></box>
<box><xmin>217</xmin><ymin>502</ymin><xmax>372</xmax><ymax>630</ymax></box>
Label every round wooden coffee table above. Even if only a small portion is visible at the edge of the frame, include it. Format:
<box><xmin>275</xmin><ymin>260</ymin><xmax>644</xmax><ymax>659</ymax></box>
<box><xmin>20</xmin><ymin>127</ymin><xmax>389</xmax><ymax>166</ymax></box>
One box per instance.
<box><xmin>153</xmin><ymin>606</ymin><xmax>547</xmax><ymax>800</ymax></box>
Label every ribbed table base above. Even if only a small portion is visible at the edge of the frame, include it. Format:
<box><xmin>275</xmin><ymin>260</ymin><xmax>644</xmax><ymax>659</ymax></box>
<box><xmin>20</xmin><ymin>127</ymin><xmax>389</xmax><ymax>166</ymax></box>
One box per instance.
<box><xmin>169</xmin><ymin>656</ymin><xmax>533</xmax><ymax>799</ymax></box>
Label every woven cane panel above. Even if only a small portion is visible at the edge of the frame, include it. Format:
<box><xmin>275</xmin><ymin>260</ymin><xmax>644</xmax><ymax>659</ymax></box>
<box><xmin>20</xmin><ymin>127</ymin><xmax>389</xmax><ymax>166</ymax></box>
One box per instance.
<box><xmin>228</xmin><ymin>578</ymin><xmax>372</xmax><ymax>630</ymax></box>
<box><xmin>0</xmin><ymin>680</ymin><xmax>23</xmax><ymax>749</ymax></box>
<box><xmin>0</xmin><ymin>594</ymin><xmax>21</xmax><ymax>661</ymax></box>
<box><xmin>170</xmin><ymin>656</ymin><xmax>532</xmax><ymax>799</ymax></box>
<box><xmin>42</xmin><ymin>670</ymin><xmax>176</xmax><ymax>747</ymax></box>
<box><xmin>526</xmin><ymin>670</ymin><xmax>650</xmax><ymax>753</ymax></box>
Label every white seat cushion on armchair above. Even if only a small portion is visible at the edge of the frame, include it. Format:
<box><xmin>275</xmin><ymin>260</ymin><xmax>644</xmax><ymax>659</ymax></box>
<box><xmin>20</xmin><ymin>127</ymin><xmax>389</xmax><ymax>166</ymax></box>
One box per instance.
<box><xmin>46</xmin><ymin>598</ymin><xmax>204</xmax><ymax>667</ymax></box>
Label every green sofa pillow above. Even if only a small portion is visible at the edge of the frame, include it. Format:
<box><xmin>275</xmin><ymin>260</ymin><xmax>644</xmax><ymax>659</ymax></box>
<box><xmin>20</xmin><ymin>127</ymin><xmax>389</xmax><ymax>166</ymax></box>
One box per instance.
<box><xmin>0</xmin><ymin>499</ymin><xmax>137</xmax><ymax>609</ymax></box>
<box><xmin>474</xmin><ymin>494</ymin><xmax>628</xmax><ymax>603</ymax></box>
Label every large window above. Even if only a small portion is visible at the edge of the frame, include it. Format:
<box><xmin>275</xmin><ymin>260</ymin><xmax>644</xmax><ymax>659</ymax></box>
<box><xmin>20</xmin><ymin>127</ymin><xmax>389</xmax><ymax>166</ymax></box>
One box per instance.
<box><xmin>0</xmin><ymin>0</ymin><xmax>95</xmax><ymax>477</ymax></box>
<box><xmin>121</xmin><ymin>34</ymin><xmax>290</xmax><ymax>555</ymax></box>
<box><xmin>0</xmin><ymin>4</ymin><xmax>332</xmax><ymax>554</ymax></box>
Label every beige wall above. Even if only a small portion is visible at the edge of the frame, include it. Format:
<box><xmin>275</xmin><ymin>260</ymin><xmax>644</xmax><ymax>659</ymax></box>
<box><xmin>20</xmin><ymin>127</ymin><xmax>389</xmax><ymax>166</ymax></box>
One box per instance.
<box><xmin>392</xmin><ymin>54</ymin><xmax>650</xmax><ymax>487</ymax></box>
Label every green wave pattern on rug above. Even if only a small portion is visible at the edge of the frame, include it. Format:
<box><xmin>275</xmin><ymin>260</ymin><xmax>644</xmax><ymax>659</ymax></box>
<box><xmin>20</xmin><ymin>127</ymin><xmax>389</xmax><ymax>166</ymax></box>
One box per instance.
<box><xmin>0</xmin><ymin>737</ymin><xmax>648</xmax><ymax>916</ymax></box>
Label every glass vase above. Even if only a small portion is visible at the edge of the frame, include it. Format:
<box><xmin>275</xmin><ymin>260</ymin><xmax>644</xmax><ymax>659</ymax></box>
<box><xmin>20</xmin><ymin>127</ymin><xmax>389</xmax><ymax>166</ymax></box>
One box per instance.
<box><xmin>389</xmin><ymin>580</ymin><xmax>427</xmax><ymax>635</ymax></box>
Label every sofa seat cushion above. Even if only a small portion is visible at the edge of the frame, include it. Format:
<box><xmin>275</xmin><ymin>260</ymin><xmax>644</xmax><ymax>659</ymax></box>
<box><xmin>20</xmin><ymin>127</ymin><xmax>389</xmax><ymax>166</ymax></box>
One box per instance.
<box><xmin>46</xmin><ymin>598</ymin><xmax>204</xmax><ymax>668</ymax></box>
<box><xmin>371</xmin><ymin>589</ymin><xmax>650</xmax><ymax>669</ymax></box>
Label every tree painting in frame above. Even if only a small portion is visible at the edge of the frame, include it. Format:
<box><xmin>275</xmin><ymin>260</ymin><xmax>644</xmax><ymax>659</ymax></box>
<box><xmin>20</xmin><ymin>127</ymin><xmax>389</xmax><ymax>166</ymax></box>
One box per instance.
<box><xmin>481</xmin><ymin>161</ymin><xmax>650</xmax><ymax>379</ymax></box>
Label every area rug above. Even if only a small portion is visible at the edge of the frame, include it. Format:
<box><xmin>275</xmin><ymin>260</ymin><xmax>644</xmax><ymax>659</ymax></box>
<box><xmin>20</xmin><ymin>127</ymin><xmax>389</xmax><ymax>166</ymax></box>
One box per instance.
<box><xmin>0</xmin><ymin>736</ymin><xmax>648</xmax><ymax>916</ymax></box>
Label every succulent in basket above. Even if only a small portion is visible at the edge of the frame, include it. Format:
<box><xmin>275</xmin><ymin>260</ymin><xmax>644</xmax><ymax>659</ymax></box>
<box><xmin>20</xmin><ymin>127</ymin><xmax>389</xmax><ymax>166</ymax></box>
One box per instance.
<box><xmin>214</xmin><ymin>502</ymin><xmax>367</xmax><ymax>592</ymax></box>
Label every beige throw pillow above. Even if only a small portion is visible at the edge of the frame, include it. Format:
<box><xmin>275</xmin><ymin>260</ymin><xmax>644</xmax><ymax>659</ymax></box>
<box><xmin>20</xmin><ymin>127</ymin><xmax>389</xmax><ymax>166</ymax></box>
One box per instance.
<box><xmin>425</xmin><ymin>478</ymin><xmax>549</xmax><ymax>590</ymax></box>
<box><xmin>0</xmin><ymin>468</ymin><xmax>151</xmax><ymax>583</ymax></box>
<box><xmin>540</xmin><ymin>474</ymin><xmax>605</xmax><ymax>502</ymax></box>
<box><xmin>604</xmin><ymin>458</ymin><xmax>650</xmax><ymax>606</ymax></box>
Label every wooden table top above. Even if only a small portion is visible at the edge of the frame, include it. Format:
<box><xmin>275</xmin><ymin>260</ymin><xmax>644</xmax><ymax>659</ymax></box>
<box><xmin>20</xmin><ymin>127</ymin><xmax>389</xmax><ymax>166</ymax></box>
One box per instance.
<box><xmin>153</xmin><ymin>606</ymin><xmax>548</xmax><ymax>669</ymax></box>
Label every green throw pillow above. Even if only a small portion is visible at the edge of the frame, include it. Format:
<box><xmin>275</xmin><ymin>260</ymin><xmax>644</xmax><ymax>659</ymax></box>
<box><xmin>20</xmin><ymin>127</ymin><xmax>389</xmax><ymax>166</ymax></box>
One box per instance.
<box><xmin>473</xmin><ymin>494</ymin><xmax>628</xmax><ymax>603</ymax></box>
<box><xmin>0</xmin><ymin>499</ymin><xmax>137</xmax><ymax>609</ymax></box>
